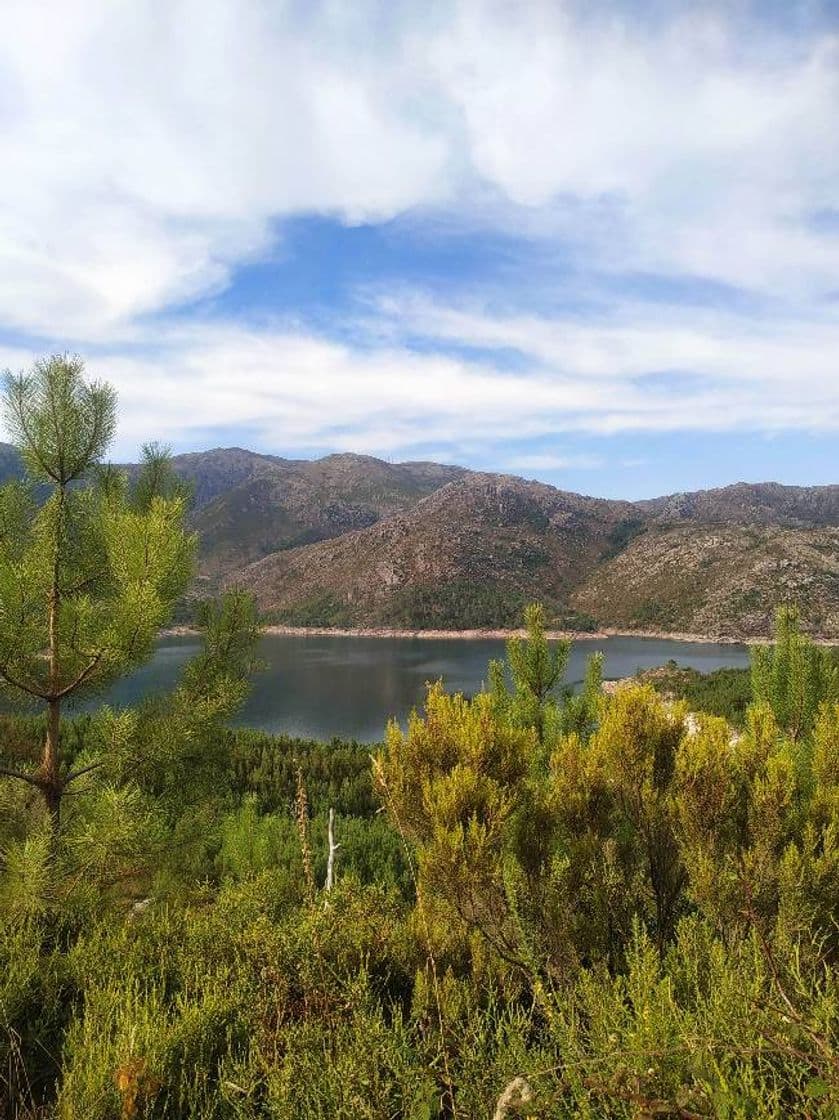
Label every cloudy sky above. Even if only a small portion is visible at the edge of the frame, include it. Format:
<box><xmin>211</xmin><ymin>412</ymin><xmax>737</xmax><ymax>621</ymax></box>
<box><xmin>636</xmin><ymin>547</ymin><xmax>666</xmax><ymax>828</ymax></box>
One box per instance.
<box><xmin>0</xmin><ymin>0</ymin><xmax>836</xmax><ymax>497</ymax></box>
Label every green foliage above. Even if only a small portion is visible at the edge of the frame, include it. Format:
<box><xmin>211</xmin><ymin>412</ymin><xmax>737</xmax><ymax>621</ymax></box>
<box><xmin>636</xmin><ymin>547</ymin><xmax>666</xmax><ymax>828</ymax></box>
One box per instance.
<box><xmin>506</xmin><ymin>604</ymin><xmax>569</xmax><ymax>706</ymax></box>
<box><xmin>558</xmin><ymin>650</ymin><xmax>603</xmax><ymax>740</ymax></box>
<box><xmin>96</xmin><ymin>591</ymin><xmax>262</xmax><ymax>805</ymax></box>
<box><xmin>0</xmin><ymin>356</ymin><xmax>197</xmax><ymax>829</ymax></box>
<box><xmin>229</xmin><ymin>728</ymin><xmax>377</xmax><ymax>816</ymax></box>
<box><xmin>388</xmin><ymin>580</ymin><xmax>531</xmax><ymax>629</ymax></box>
<box><xmin>547</xmin><ymin>916</ymin><xmax>839</xmax><ymax>1119</ymax></box>
<box><xmin>600</xmin><ymin>516</ymin><xmax>646</xmax><ymax>561</ymax></box>
<box><xmin>0</xmin><ymin>438</ymin><xmax>195</xmax><ymax>702</ymax></box>
<box><xmin>490</xmin><ymin>602</ymin><xmax>571</xmax><ymax>747</ymax></box>
<box><xmin>631</xmin><ymin>597</ymin><xmax>681</xmax><ymax>628</ymax></box>
<box><xmin>268</xmin><ymin>591</ymin><xmax>354</xmax><ymax>627</ymax></box>
<box><xmin>553</xmin><ymin>607</ymin><xmax>599</xmax><ymax>632</ymax></box>
<box><xmin>3</xmin><ymin>355</ymin><xmax>117</xmax><ymax>487</ymax></box>
<box><xmin>751</xmin><ymin>604</ymin><xmax>839</xmax><ymax>740</ymax></box>
<box><xmin>2</xmin><ymin>579</ymin><xmax>838</xmax><ymax>1116</ymax></box>
<box><xmin>645</xmin><ymin>661</ymin><xmax>753</xmax><ymax>725</ymax></box>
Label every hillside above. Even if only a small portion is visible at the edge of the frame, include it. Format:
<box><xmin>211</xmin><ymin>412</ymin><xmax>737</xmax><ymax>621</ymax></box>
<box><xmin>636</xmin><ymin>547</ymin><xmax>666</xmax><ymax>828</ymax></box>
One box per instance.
<box><xmin>180</xmin><ymin>452</ymin><xmax>466</xmax><ymax>580</ymax></box>
<box><xmin>571</xmin><ymin>522</ymin><xmax>839</xmax><ymax>637</ymax></box>
<box><xmin>0</xmin><ymin>442</ymin><xmax>465</xmax><ymax>582</ymax></box>
<box><xmin>226</xmin><ymin>475</ymin><xmax>839</xmax><ymax>638</ymax></box>
<box><xmin>229</xmin><ymin>473</ymin><xmax>645</xmax><ymax>629</ymax></box>
<box><xmin>638</xmin><ymin>481</ymin><xmax>839</xmax><ymax>528</ymax></box>
<box><xmin>167</xmin><ymin>447</ymin><xmax>293</xmax><ymax>508</ymax></box>
<box><xmin>0</xmin><ymin>440</ymin><xmax>834</xmax><ymax>637</ymax></box>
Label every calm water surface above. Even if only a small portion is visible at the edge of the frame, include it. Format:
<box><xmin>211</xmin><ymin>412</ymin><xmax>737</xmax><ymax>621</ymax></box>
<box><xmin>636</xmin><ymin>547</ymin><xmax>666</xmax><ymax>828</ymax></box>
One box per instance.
<box><xmin>90</xmin><ymin>633</ymin><xmax>750</xmax><ymax>743</ymax></box>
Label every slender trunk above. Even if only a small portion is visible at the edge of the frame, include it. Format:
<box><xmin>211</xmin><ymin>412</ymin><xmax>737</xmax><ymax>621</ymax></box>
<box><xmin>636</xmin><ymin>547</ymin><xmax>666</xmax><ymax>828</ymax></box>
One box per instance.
<box><xmin>41</xmin><ymin>484</ymin><xmax>65</xmax><ymax>830</ymax></box>
<box><xmin>41</xmin><ymin>697</ymin><xmax>63</xmax><ymax>827</ymax></box>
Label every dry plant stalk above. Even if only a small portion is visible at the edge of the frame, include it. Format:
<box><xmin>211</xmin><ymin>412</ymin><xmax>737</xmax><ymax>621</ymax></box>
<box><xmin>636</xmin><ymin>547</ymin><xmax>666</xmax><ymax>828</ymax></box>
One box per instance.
<box><xmin>295</xmin><ymin>763</ymin><xmax>315</xmax><ymax>899</ymax></box>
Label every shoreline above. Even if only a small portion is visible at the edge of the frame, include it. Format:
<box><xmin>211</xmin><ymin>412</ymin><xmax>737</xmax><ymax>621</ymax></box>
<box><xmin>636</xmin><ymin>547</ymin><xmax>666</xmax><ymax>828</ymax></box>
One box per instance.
<box><xmin>161</xmin><ymin>623</ymin><xmax>839</xmax><ymax>646</ymax></box>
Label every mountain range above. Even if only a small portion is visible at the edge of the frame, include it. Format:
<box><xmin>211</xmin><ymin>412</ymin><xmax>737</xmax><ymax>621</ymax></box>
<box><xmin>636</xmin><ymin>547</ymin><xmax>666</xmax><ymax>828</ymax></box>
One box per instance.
<box><xmin>1</xmin><ymin>443</ymin><xmax>836</xmax><ymax>638</ymax></box>
<box><xmin>176</xmin><ymin>448</ymin><xmax>838</xmax><ymax>639</ymax></box>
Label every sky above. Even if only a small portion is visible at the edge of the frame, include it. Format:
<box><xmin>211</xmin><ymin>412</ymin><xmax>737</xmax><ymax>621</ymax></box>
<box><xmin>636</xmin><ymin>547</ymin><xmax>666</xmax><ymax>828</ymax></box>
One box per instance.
<box><xmin>0</xmin><ymin>0</ymin><xmax>837</xmax><ymax>499</ymax></box>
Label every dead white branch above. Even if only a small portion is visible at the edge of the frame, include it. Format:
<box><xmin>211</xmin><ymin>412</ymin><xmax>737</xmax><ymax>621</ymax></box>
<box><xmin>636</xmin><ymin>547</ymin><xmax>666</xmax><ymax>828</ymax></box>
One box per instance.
<box><xmin>325</xmin><ymin>806</ymin><xmax>340</xmax><ymax>891</ymax></box>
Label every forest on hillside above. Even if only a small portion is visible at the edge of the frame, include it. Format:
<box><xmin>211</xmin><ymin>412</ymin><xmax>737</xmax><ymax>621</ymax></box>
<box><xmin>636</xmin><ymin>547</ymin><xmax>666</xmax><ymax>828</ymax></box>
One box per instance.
<box><xmin>1</xmin><ymin>359</ymin><xmax>839</xmax><ymax>1118</ymax></box>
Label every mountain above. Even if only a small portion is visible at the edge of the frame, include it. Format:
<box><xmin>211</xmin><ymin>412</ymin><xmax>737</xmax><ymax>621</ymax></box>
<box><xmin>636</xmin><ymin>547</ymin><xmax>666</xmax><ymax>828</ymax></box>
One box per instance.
<box><xmin>225</xmin><ymin>474</ymin><xmax>839</xmax><ymax>639</ymax></box>
<box><xmin>0</xmin><ymin>440</ymin><xmax>834</xmax><ymax>638</ymax></box>
<box><xmin>0</xmin><ymin>442</ymin><xmax>465</xmax><ymax>583</ymax></box>
<box><xmin>173</xmin><ymin>451</ymin><xmax>467</xmax><ymax>582</ymax></box>
<box><xmin>637</xmin><ymin>481</ymin><xmax>839</xmax><ymax>528</ymax></box>
<box><xmin>224</xmin><ymin>472</ymin><xmax>646</xmax><ymax>629</ymax></box>
<box><xmin>168</xmin><ymin>447</ymin><xmax>291</xmax><ymax>509</ymax></box>
<box><xmin>569</xmin><ymin>482</ymin><xmax>839</xmax><ymax>637</ymax></box>
<box><xmin>571</xmin><ymin>522</ymin><xmax>839</xmax><ymax>637</ymax></box>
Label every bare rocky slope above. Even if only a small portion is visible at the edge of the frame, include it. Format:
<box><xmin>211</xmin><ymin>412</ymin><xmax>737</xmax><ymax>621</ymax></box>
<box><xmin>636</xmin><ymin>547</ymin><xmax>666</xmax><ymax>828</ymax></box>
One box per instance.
<box><xmin>636</xmin><ymin>481</ymin><xmax>839</xmax><ymax>528</ymax></box>
<box><xmin>225</xmin><ymin>474</ymin><xmax>839</xmax><ymax>639</ymax></box>
<box><xmin>167</xmin><ymin>449</ymin><xmax>466</xmax><ymax>583</ymax></box>
<box><xmin>571</xmin><ymin>522</ymin><xmax>839</xmax><ymax>637</ymax></box>
<box><xmin>230</xmin><ymin>473</ymin><xmax>639</xmax><ymax>629</ymax></box>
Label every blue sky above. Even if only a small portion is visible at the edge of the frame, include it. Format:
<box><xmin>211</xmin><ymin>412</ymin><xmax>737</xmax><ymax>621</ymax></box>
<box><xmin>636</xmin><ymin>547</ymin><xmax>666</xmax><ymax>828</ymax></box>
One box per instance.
<box><xmin>0</xmin><ymin>0</ymin><xmax>837</xmax><ymax>498</ymax></box>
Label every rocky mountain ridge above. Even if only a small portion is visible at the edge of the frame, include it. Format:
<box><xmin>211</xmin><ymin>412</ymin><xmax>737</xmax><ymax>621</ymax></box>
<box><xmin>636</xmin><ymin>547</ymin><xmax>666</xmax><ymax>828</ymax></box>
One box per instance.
<box><xmin>0</xmin><ymin>442</ymin><xmax>834</xmax><ymax>638</ymax></box>
<box><xmin>637</xmin><ymin>481</ymin><xmax>839</xmax><ymax>528</ymax></box>
<box><xmin>219</xmin><ymin>465</ymin><xmax>839</xmax><ymax>639</ymax></box>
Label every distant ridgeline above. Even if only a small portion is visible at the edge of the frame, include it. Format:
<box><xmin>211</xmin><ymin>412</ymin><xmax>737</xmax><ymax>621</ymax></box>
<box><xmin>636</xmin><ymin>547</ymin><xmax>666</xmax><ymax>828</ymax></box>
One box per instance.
<box><xmin>2</xmin><ymin>441</ymin><xmax>836</xmax><ymax>638</ymax></box>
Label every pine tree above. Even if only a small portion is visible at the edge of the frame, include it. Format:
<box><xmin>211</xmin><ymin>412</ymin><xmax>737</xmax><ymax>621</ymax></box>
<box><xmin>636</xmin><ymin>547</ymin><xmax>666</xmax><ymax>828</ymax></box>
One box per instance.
<box><xmin>751</xmin><ymin>605</ymin><xmax>838</xmax><ymax>742</ymax></box>
<box><xmin>490</xmin><ymin>602</ymin><xmax>570</xmax><ymax>747</ymax></box>
<box><xmin>0</xmin><ymin>355</ymin><xmax>195</xmax><ymax>827</ymax></box>
<box><xmin>559</xmin><ymin>650</ymin><xmax>604</xmax><ymax>741</ymax></box>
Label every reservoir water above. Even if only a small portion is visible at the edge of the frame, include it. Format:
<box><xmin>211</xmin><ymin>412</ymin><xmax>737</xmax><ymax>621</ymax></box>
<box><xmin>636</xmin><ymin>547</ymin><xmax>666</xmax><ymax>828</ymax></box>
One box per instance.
<box><xmin>86</xmin><ymin>632</ymin><xmax>750</xmax><ymax>743</ymax></box>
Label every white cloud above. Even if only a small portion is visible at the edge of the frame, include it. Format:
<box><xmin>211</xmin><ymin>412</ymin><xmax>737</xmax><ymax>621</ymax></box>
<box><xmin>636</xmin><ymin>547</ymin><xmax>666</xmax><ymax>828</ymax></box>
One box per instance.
<box><xmin>15</xmin><ymin>304</ymin><xmax>828</xmax><ymax>461</ymax></box>
<box><xmin>0</xmin><ymin>1</ymin><xmax>837</xmax><ymax>342</ymax></box>
<box><xmin>0</xmin><ymin>0</ymin><xmax>451</xmax><ymax>337</ymax></box>
<box><xmin>429</xmin><ymin>4</ymin><xmax>839</xmax><ymax>296</ymax></box>
<box><xmin>0</xmin><ymin>0</ymin><xmax>837</xmax><ymax>462</ymax></box>
<box><xmin>371</xmin><ymin>290</ymin><xmax>839</xmax><ymax>399</ymax></box>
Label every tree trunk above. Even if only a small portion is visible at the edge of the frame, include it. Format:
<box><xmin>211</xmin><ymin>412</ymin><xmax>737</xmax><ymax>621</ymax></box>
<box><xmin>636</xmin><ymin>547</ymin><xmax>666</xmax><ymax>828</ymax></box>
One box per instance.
<box><xmin>41</xmin><ymin>482</ymin><xmax>65</xmax><ymax>831</ymax></box>
<box><xmin>40</xmin><ymin>697</ymin><xmax>64</xmax><ymax>830</ymax></box>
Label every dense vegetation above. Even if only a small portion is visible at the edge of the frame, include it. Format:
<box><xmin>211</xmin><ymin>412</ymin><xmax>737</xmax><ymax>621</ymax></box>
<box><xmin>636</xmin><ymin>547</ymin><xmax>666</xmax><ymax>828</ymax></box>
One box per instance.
<box><xmin>644</xmin><ymin>641</ymin><xmax>839</xmax><ymax>729</ymax></box>
<box><xmin>1</xmin><ymin>359</ymin><xmax>839</xmax><ymax>1118</ymax></box>
<box><xmin>266</xmin><ymin>582</ymin><xmax>601</xmax><ymax>632</ymax></box>
<box><xmin>641</xmin><ymin>663</ymin><xmax>755</xmax><ymax>726</ymax></box>
<box><xmin>387</xmin><ymin>580</ymin><xmax>532</xmax><ymax>629</ymax></box>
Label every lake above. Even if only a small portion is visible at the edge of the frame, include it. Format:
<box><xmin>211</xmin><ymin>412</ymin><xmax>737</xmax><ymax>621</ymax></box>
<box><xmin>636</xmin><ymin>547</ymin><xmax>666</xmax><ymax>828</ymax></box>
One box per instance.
<box><xmin>85</xmin><ymin>632</ymin><xmax>751</xmax><ymax>743</ymax></box>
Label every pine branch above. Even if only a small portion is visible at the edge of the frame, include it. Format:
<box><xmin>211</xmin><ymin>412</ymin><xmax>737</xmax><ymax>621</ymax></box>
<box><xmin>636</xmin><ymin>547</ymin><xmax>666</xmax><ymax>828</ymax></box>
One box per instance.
<box><xmin>0</xmin><ymin>764</ymin><xmax>42</xmax><ymax>788</ymax></box>
<box><xmin>64</xmin><ymin>760</ymin><xmax>104</xmax><ymax>785</ymax></box>
<box><xmin>55</xmin><ymin>653</ymin><xmax>103</xmax><ymax>699</ymax></box>
<box><xmin>0</xmin><ymin>665</ymin><xmax>48</xmax><ymax>700</ymax></box>
<box><xmin>60</xmin><ymin>570</ymin><xmax>107</xmax><ymax>597</ymax></box>
<box><xmin>8</xmin><ymin>386</ymin><xmax>55</xmax><ymax>481</ymax></box>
